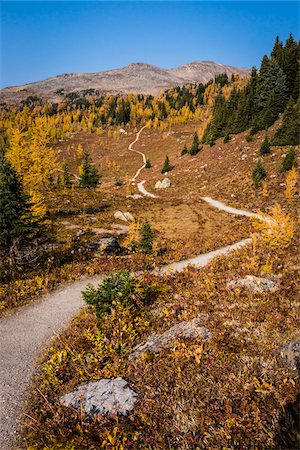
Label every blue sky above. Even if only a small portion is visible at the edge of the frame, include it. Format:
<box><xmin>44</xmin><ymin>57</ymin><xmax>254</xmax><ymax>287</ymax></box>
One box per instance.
<box><xmin>1</xmin><ymin>1</ymin><xmax>299</xmax><ymax>88</ymax></box>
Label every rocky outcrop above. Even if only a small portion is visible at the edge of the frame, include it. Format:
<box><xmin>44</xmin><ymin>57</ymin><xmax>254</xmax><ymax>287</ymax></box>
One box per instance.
<box><xmin>155</xmin><ymin>178</ymin><xmax>172</xmax><ymax>189</ymax></box>
<box><xmin>227</xmin><ymin>275</ymin><xmax>279</xmax><ymax>293</ymax></box>
<box><xmin>276</xmin><ymin>339</ymin><xmax>300</xmax><ymax>374</ymax></box>
<box><xmin>129</xmin><ymin>317</ymin><xmax>211</xmax><ymax>360</ymax></box>
<box><xmin>60</xmin><ymin>378</ymin><xmax>138</xmax><ymax>418</ymax></box>
<box><xmin>85</xmin><ymin>237</ymin><xmax>121</xmax><ymax>254</ymax></box>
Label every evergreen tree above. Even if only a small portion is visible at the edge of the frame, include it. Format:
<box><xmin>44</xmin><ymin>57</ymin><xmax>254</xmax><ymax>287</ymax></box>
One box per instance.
<box><xmin>62</xmin><ymin>162</ymin><xmax>73</xmax><ymax>189</ymax></box>
<box><xmin>79</xmin><ymin>153</ymin><xmax>100</xmax><ymax>188</ymax></box>
<box><xmin>272</xmin><ymin>98</ymin><xmax>300</xmax><ymax>146</ymax></box>
<box><xmin>161</xmin><ymin>155</ymin><xmax>174</xmax><ymax>174</ymax></box>
<box><xmin>139</xmin><ymin>220</ymin><xmax>155</xmax><ymax>254</ymax></box>
<box><xmin>0</xmin><ymin>150</ymin><xmax>45</xmax><ymax>262</ymax></box>
<box><xmin>260</xmin><ymin>137</ymin><xmax>271</xmax><ymax>155</ymax></box>
<box><xmin>280</xmin><ymin>147</ymin><xmax>297</xmax><ymax>172</ymax></box>
<box><xmin>145</xmin><ymin>158</ymin><xmax>152</xmax><ymax>169</ymax></box>
<box><xmin>190</xmin><ymin>132</ymin><xmax>202</xmax><ymax>155</ymax></box>
<box><xmin>252</xmin><ymin>159</ymin><xmax>267</xmax><ymax>187</ymax></box>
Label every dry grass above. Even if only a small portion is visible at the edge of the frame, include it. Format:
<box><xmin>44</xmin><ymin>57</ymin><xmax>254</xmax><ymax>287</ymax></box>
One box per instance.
<box><xmin>23</xmin><ymin>224</ymin><xmax>300</xmax><ymax>449</ymax></box>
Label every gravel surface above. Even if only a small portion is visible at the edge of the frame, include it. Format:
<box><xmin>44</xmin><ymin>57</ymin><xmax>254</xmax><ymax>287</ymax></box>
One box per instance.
<box><xmin>0</xmin><ymin>197</ymin><xmax>256</xmax><ymax>449</ymax></box>
<box><xmin>0</xmin><ymin>275</ymin><xmax>104</xmax><ymax>450</ymax></box>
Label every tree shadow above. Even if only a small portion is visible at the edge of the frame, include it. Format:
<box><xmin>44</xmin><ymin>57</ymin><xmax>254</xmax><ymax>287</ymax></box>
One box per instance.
<box><xmin>274</xmin><ymin>391</ymin><xmax>300</xmax><ymax>449</ymax></box>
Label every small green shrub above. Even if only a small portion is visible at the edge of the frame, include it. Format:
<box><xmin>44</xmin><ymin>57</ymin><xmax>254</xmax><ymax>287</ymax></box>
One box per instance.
<box><xmin>260</xmin><ymin>137</ymin><xmax>271</xmax><ymax>155</ymax></box>
<box><xmin>246</xmin><ymin>135</ymin><xmax>253</xmax><ymax>142</ymax></box>
<box><xmin>145</xmin><ymin>159</ymin><xmax>152</xmax><ymax>169</ymax></box>
<box><xmin>139</xmin><ymin>220</ymin><xmax>155</xmax><ymax>254</ymax></box>
<box><xmin>181</xmin><ymin>144</ymin><xmax>188</xmax><ymax>156</ymax></box>
<box><xmin>223</xmin><ymin>133</ymin><xmax>231</xmax><ymax>143</ymax></box>
<box><xmin>115</xmin><ymin>178</ymin><xmax>124</xmax><ymax>187</ymax></box>
<box><xmin>252</xmin><ymin>159</ymin><xmax>267</xmax><ymax>188</ymax></box>
<box><xmin>82</xmin><ymin>270</ymin><xmax>153</xmax><ymax>319</ymax></box>
<box><xmin>281</xmin><ymin>147</ymin><xmax>297</xmax><ymax>172</ymax></box>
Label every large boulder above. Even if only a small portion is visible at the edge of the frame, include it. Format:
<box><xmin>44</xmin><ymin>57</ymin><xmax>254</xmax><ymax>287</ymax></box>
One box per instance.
<box><xmin>227</xmin><ymin>275</ymin><xmax>279</xmax><ymax>293</ymax></box>
<box><xmin>129</xmin><ymin>317</ymin><xmax>211</xmax><ymax>360</ymax></box>
<box><xmin>155</xmin><ymin>178</ymin><xmax>172</xmax><ymax>189</ymax></box>
<box><xmin>60</xmin><ymin>378</ymin><xmax>138</xmax><ymax>418</ymax></box>
<box><xmin>276</xmin><ymin>339</ymin><xmax>300</xmax><ymax>374</ymax></box>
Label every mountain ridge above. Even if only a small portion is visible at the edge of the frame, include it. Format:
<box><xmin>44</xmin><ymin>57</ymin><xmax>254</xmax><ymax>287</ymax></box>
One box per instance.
<box><xmin>0</xmin><ymin>60</ymin><xmax>250</xmax><ymax>104</ymax></box>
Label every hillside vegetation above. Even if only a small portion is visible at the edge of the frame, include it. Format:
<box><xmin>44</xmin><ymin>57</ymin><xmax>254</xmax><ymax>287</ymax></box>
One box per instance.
<box><xmin>0</xmin><ymin>34</ymin><xmax>299</xmax><ymax>449</ymax></box>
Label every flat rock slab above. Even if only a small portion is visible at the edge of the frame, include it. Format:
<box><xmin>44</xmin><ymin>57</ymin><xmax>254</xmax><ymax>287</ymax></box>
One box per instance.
<box><xmin>276</xmin><ymin>339</ymin><xmax>300</xmax><ymax>374</ymax></box>
<box><xmin>60</xmin><ymin>378</ymin><xmax>138</xmax><ymax>418</ymax></box>
<box><xmin>129</xmin><ymin>317</ymin><xmax>211</xmax><ymax>360</ymax></box>
<box><xmin>227</xmin><ymin>275</ymin><xmax>279</xmax><ymax>293</ymax></box>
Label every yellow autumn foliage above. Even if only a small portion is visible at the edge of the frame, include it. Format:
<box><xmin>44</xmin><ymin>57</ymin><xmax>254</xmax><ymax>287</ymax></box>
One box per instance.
<box><xmin>252</xmin><ymin>203</ymin><xmax>295</xmax><ymax>249</ymax></box>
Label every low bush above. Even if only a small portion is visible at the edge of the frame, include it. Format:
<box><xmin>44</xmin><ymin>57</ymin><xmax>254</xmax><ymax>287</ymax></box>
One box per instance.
<box><xmin>82</xmin><ymin>270</ymin><xmax>155</xmax><ymax>320</ymax></box>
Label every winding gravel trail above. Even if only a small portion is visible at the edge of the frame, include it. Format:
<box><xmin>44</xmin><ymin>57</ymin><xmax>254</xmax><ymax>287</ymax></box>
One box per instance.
<box><xmin>0</xmin><ymin>196</ymin><xmax>259</xmax><ymax>449</ymax></box>
<box><xmin>128</xmin><ymin>126</ymin><xmax>158</xmax><ymax>198</ymax></box>
<box><xmin>128</xmin><ymin>126</ymin><xmax>147</xmax><ymax>182</ymax></box>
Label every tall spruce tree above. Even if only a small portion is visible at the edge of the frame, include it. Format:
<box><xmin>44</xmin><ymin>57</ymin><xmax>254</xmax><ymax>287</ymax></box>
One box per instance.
<box><xmin>272</xmin><ymin>98</ymin><xmax>300</xmax><ymax>146</ymax></box>
<box><xmin>0</xmin><ymin>150</ymin><xmax>44</xmax><ymax>262</ymax></box>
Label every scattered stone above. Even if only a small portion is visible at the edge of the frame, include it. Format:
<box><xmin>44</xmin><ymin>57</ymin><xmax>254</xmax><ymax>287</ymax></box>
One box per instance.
<box><xmin>127</xmin><ymin>194</ymin><xmax>143</xmax><ymax>199</ymax></box>
<box><xmin>276</xmin><ymin>339</ymin><xmax>300</xmax><ymax>374</ymax></box>
<box><xmin>155</xmin><ymin>178</ymin><xmax>172</xmax><ymax>189</ymax></box>
<box><xmin>60</xmin><ymin>378</ymin><xmax>138</xmax><ymax>418</ymax></box>
<box><xmin>98</xmin><ymin>237</ymin><xmax>121</xmax><ymax>254</ymax></box>
<box><xmin>227</xmin><ymin>275</ymin><xmax>279</xmax><ymax>293</ymax></box>
<box><xmin>114</xmin><ymin>211</ymin><xmax>135</xmax><ymax>222</ymax></box>
<box><xmin>76</xmin><ymin>230</ymin><xmax>86</xmax><ymax>238</ymax></box>
<box><xmin>129</xmin><ymin>317</ymin><xmax>211</xmax><ymax>360</ymax></box>
<box><xmin>85</xmin><ymin>238</ymin><xmax>121</xmax><ymax>254</ymax></box>
<box><xmin>119</xmin><ymin>128</ymin><xmax>127</xmax><ymax>135</ymax></box>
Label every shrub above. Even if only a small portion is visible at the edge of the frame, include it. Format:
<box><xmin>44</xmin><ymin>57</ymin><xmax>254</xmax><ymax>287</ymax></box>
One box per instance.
<box><xmin>190</xmin><ymin>132</ymin><xmax>202</xmax><ymax>155</ymax></box>
<box><xmin>139</xmin><ymin>220</ymin><xmax>155</xmax><ymax>254</ymax></box>
<box><xmin>281</xmin><ymin>147</ymin><xmax>297</xmax><ymax>172</ymax></box>
<box><xmin>115</xmin><ymin>178</ymin><xmax>124</xmax><ymax>187</ymax></box>
<box><xmin>246</xmin><ymin>135</ymin><xmax>253</xmax><ymax>142</ymax></box>
<box><xmin>260</xmin><ymin>137</ymin><xmax>271</xmax><ymax>155</ymax></box>
<box><xmin>223</xmin><ymin>133</ymin><xmax>231</xmax><ymax>143</ymax></box>
<box><xmin>252</xmin><ymin>159</ymin><xmax>267</xmax><ymax>188</ymax></box>
<box><xmin>181</xmin><ymin>144</ymin><xmax>188</xmax><ymax>156</ymax></box>
<box><xmin>82</xmin><ymin>271</ymin><xmax>152</xmax><ymax>319</ymax></box>
<box><xmin>145</xmin><ymin>159</ymin><xmax>151</xmax><ymax>169</ymax></box>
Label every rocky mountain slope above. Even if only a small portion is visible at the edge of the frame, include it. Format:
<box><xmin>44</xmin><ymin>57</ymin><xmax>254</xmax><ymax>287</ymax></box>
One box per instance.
<box><xmin>0</xmin><ymin>61</ymin><xmax>250</xmax><ymax>103</ymax></box>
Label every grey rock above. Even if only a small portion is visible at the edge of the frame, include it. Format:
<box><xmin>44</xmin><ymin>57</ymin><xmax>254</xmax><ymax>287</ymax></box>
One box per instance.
<box><xmin>129</xmin><ymin>317</ymin><xmax>211</xmax><ymax>360</ymax></box>
<box><xmin>85</xmin><ymin>238</ymin><xmax>121</xmax><ymax>254</ymax></box>
<box><xmin>227</xmin><ymin>275</ymin><xmax>279</xmax><ymax>293</ymax></box>
<box><xmin>276</xmin><ymin>339</ymin><xmax>300</xmax><ymax>374</ymax></box>
<box><xmin>98</xmin><ymin>237</ymin><xmax>121</xmax><ymax>255</ymax></box>
<box><xmin>155</xmin><ymin>178</ymin><xmax>172</xmax><ymax>189</ymax></box>
<box><xmin>114</xmin><ymin>211</ymin><xmax>135</xmax><ymax>222</ymax></box>
<box><xmin>60</xmin><ymin>378</ymin><xmax>138</xmax><ymax>418</ymax></box>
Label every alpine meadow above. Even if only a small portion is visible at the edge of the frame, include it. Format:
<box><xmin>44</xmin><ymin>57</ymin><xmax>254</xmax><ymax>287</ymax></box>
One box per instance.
<box><xmin>0</xmin><ymin>2</ymin><xmax>299</xmax><ymax>449</ymax></box>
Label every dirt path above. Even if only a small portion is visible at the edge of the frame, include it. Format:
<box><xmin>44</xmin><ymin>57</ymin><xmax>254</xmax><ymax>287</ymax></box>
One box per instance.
<box><xmin>128</xmin><ymin>127</ymin><xmax>158</xmax><ymax>198</ymax></box>
<box><xmin>128</xmin><ymin>126</ymin><xmax>147</xmax><ymax>182</ymax></box>
<box><xmin>0</xmin><ymin>197</ymin><xmax>257</xmax><ymax>449</ymax></box>
<box><xmin>0</xmin><ymin>275</ymin><xmax>104</xmax><ymax>450</ymax></box>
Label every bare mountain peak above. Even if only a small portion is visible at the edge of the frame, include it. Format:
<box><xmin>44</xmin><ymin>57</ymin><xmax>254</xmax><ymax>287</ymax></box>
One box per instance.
<box><xmin>1</xmin><ymin>60</ymin><xmax>250</xmax><ymax>103</ymax></box>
